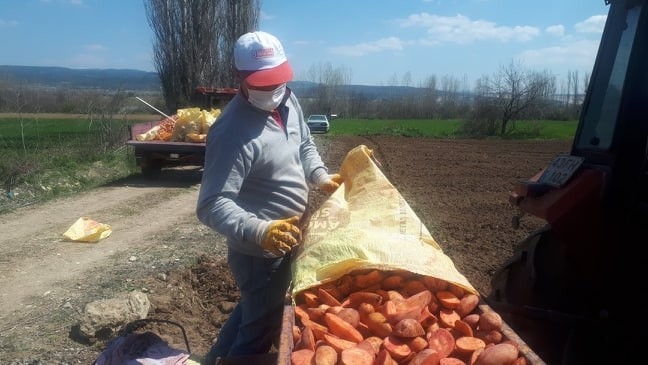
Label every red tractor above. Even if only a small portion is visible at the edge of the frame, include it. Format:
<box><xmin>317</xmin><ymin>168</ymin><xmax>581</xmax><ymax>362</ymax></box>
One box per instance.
<box><xmin>487</xmin><ymin>0</ymin><xmax>648</xmax><ymax>363</ymax></box>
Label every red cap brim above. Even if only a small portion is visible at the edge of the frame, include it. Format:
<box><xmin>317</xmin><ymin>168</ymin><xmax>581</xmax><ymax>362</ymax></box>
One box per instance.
<box><xmin>244</xmin><ymin>61</ymin><xmax>293</xmax><ymax>87</ymax></box>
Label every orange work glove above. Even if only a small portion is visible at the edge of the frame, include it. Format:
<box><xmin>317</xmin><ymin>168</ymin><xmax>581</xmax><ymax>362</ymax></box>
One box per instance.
<box><xmin>318</xmin><ymin>173</ymin><xmax>344</xmax><ymax>193</ymax></box>
<box><xmin>260</xmin><ymin>216</ymin><xmax>301</xmax><ymax>256</ymax></box>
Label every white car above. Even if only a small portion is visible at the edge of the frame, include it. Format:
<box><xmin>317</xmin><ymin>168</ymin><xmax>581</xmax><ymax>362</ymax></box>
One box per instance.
<box><xmin>306</xmin><ymin>114</ymin><xmax>329</xmax><ymax>134</ymax></box>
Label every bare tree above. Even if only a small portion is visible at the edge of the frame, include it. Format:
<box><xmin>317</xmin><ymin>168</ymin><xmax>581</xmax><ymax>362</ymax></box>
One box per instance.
<box><xmin>218</xmin><ymin>0</ymin><xmax>260</xmax><ymax>87</ymax></box>
<box><xmin>303</xmin><ymin>61</ymin><xmax>351</xmax><ymax>116</ymax></box>
<box><xmin>438</xmin><ymin>74</ymin><xmax>461</xmax><ymax>118</ymax></box>
<box><xmin>419</xmin><ymin>74</ymin><xmax>438</xmax><ymax>118</ymax></box>
<box><xmin>144</xmin><ymin>0</ymin><xmax>259</xmax><ymax>113</ymax></box>
<box><xmin>401</xmin><ymin>71</ymin><xmax>412</xmax><ymax>87</ymax></box>
<box><xmin>473</xmin><ymin>60</ymin><xmax>556</xmax><ymax>135</ymax></box>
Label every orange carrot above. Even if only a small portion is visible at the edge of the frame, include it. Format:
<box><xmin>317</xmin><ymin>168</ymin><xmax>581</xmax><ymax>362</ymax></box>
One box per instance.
<box><xmin>306</xmin><ymin>305</ymin><xmax>329</xmax><ymax>323</ymax></box>
<box><xmin>334</xmin><ymin>307</ymin><xmax>360</xmax><ymax>328</ymax></box>
<box><xmin>302</xmin><ymin>317</ymin><xmax>330</xmax><ymax>334</ymax></box>
<box><xmin>294</xmin><ymin>304</ymin><xmax>310</xmax><ymax>324</ymax></box>
<box><xmin>318</xmin><ymin>287</ymin><xmax>342</xmax><ymax>307</ymax></box>
<box><xmin>403</xmin><ymin>279</ymin><xmax>428</xmax><ymax>296</ymax></box>
<box><xmin>346</xmin><ymin>291</ymin><xmax>383</xmax><ymax>307</ymax></box>
<box><xmin>311</xmin><ymin>326</ymin><xmax>329</xmax><ymax>342</ymax></box>
<box><xmin>319</xmin><ymin>282</ymin><xmax>344</xmax><ymax>301</ymax></box>
<box><xmin>323</xmin><ymin>333</ymin><xmax>356</xmax><ymax>352</ymax></box>
<box><xmin>296</xmin><ymin>325</ymin><xmax>316</xmax><ymax>351</ymax></box>
<box><xmin>292</xmin><ymin>325</ymin><xmax>302</xmax><ymax>345</ymax></box>
<box><xmin>324</xmin><ymin>313</ymin><xmax>364</xmax><ymax>343</ymax></box>
<box><xmin>422</xmin><ymin>276</ymin><xmax>448</xmax><ymax>292</ymax></box>
<box><xmin>337</xmin><ymin>274</ymin><xmax>354</xmax><ymax>297</ymax></box>
<box><xmin>353</xmin><ymin>269</ymin><xmax>384</xmax><ymax>289</ymax></box>
<box><xmin>381</xmin><ymin>274</ymin><xmax>405</xmax><ymax>290</ymax></box>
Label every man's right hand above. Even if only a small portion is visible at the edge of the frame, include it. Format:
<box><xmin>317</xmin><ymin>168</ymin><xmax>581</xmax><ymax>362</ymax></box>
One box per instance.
<box><xmin>260</xmin><ymin>216</ymin><xmax>301</xmax><ymax>256</ymax></box>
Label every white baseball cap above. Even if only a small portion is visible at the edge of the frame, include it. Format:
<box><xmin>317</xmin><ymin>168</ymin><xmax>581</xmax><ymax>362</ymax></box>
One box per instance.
<box><xmin>234</xmin><ymin>31</ymin><xmax>294</xmax><ymax>87</ymax></box>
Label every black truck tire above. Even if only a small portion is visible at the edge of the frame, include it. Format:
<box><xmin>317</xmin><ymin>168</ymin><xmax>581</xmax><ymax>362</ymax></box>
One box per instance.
<box><xmin>141</xmin><ymin>161</ymin><xmax>162</xmax><ymax>180</ymax></box>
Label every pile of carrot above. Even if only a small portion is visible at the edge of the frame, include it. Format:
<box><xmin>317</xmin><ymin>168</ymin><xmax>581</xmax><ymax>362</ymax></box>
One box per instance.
<box><xmin>290</xmin><ymin>269</ymin><xmax>526</xmax><ymax>365</ymax></box>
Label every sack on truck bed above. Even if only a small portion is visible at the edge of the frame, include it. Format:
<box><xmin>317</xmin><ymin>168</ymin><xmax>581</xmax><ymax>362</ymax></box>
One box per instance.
<box><xmin>291</xmin><ymin>144</ymin><xmax>477</xmax><ymax>297</ymax></box>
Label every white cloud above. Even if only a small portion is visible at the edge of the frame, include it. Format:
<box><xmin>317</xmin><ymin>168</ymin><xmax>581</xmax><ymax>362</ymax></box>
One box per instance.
<box><xmin>575</xmin><ymin>15</ymin><xmax>606</xmax><ymax>34</ymax></box>
<box><xmin>545</xmin><ymin>25</ymin><xmax>565</xmax><ymax>37</ymax></box>
<box><xmin>518</xmin><ymin>39</ymin><xmax>600</xmax><ymax>71</ymax></box>
<box><xmin>399</xmin><ymin>13</ymin><xmax>539</xmax><ymax>44</ymax></box>
<box><xmin>329</xmin><ymin>12</ymin><xmax>541</xmax><ymax>58</ymax></box>
<box><xmin>330</xmin><ymin>37</ymin><xmax>405</xmax><ymax>56</ymax></box>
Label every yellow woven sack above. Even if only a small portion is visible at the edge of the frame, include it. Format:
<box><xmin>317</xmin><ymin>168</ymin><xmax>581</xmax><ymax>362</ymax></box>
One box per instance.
<box><xmin>63</xmin><ymin>217</ymin><xmax>112</xmax><ymax>243</ymax></box>
<box><xmin>291</xmin><ymin>145</ymin><xmax>477</xmax><ymax>296</ymax></box>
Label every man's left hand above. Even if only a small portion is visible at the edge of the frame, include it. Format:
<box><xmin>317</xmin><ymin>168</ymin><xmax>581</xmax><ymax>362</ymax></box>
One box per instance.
<box><xmin>318</xmin><ymin>173</ymin><xmax>343</xmax><ymax>193</ymax></box>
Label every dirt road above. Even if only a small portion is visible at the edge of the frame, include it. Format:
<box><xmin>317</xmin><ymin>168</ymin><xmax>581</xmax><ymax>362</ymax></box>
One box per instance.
<box><xmin>0</xmin><ymin>136</ymin><xmax>571</xmax><ymax>364</ymax></box>
<box><xmin>0</xmin><ymin>170</ymin><xmax>204</xmax><ymax>317</ymax></box>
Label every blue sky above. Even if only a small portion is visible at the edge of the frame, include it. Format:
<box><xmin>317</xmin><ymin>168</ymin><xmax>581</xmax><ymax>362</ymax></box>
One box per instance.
<box><xmin>0</xmin><ymin>0</ymin><xmax>609</xmax><ymax>87</ymax></box>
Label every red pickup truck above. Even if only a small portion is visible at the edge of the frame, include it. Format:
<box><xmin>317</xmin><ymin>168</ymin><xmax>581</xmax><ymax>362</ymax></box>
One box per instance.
<box><xmin>126</xmin><ymin>87</ymin><xmax>237</xmax><ymax>179</ymax></box>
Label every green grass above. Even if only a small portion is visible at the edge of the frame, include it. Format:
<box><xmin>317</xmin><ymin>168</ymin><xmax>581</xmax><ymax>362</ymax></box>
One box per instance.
<box><xmin>0</xmin><ymin>115</ymin><xmax>141</xmax><ymax>214</ymax></box>
<box><xmin>328</xmin><ymin>118</ymin><xmax>577</xmax><ymax>139</ymax></box>
<box><xmin>0</xmin><ymin>116</ymin><xmax>129</xmax><ymax>141</ymax></box>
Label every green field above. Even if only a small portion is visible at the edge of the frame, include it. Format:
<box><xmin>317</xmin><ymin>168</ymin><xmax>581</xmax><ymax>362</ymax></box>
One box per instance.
<box><xmin>0</xmin><ymin>115</ymin><xmax>140</xmax><ymax>213</ymax></box>
<box><xmin>327</xmin><ymin>118</ymin><xmax>577</xmax><ymax>139</ymax></box>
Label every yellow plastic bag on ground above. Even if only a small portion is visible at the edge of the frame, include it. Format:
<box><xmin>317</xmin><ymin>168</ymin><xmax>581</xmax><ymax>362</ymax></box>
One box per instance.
<box><xmin>63</xmin><ymin>217</ymin><xmax>112</xmax><ymax>243</ymax></box>
<box><xmin>291</xmin><ymin>145</ymin><xmax>477</xmax><ymax>296</ymax></box>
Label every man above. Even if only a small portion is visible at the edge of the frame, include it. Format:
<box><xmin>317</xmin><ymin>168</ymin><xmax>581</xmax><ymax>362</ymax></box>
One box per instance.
<box><xmin>196</xmin><ymin>30</ymin><xmax>342</xmax><ymax>364</ymax></box>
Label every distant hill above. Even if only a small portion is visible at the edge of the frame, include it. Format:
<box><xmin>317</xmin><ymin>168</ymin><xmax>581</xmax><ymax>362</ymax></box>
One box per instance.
<box><xmin>0</xmin><ymin>65</ymin><xmax>430</xmax><ymax>99</ymax></box>
<box><xmin>0</xmin><ymin>65</ymin><xmax>161</xmax><ymax>91</ymax></box>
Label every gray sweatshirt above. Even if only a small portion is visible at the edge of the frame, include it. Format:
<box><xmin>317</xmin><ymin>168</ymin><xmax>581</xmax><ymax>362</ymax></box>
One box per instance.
<box><xmin>196</xmin><ymin>90</ymin><xmax>329</xmax><ymax>257</ymax></box>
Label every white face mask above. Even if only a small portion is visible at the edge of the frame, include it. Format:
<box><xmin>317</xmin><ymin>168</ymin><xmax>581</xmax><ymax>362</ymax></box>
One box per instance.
<box><xmin>246</xmin><ymin>84</ymin><xmax>287</xmax><ymax>111</ymax></box>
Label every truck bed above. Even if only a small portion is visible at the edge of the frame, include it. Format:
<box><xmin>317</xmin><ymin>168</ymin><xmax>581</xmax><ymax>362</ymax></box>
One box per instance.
<box><xmin>126</xmin><ymin>120</ymin><xmax>206</xmax><ymax>179</ymax></box>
